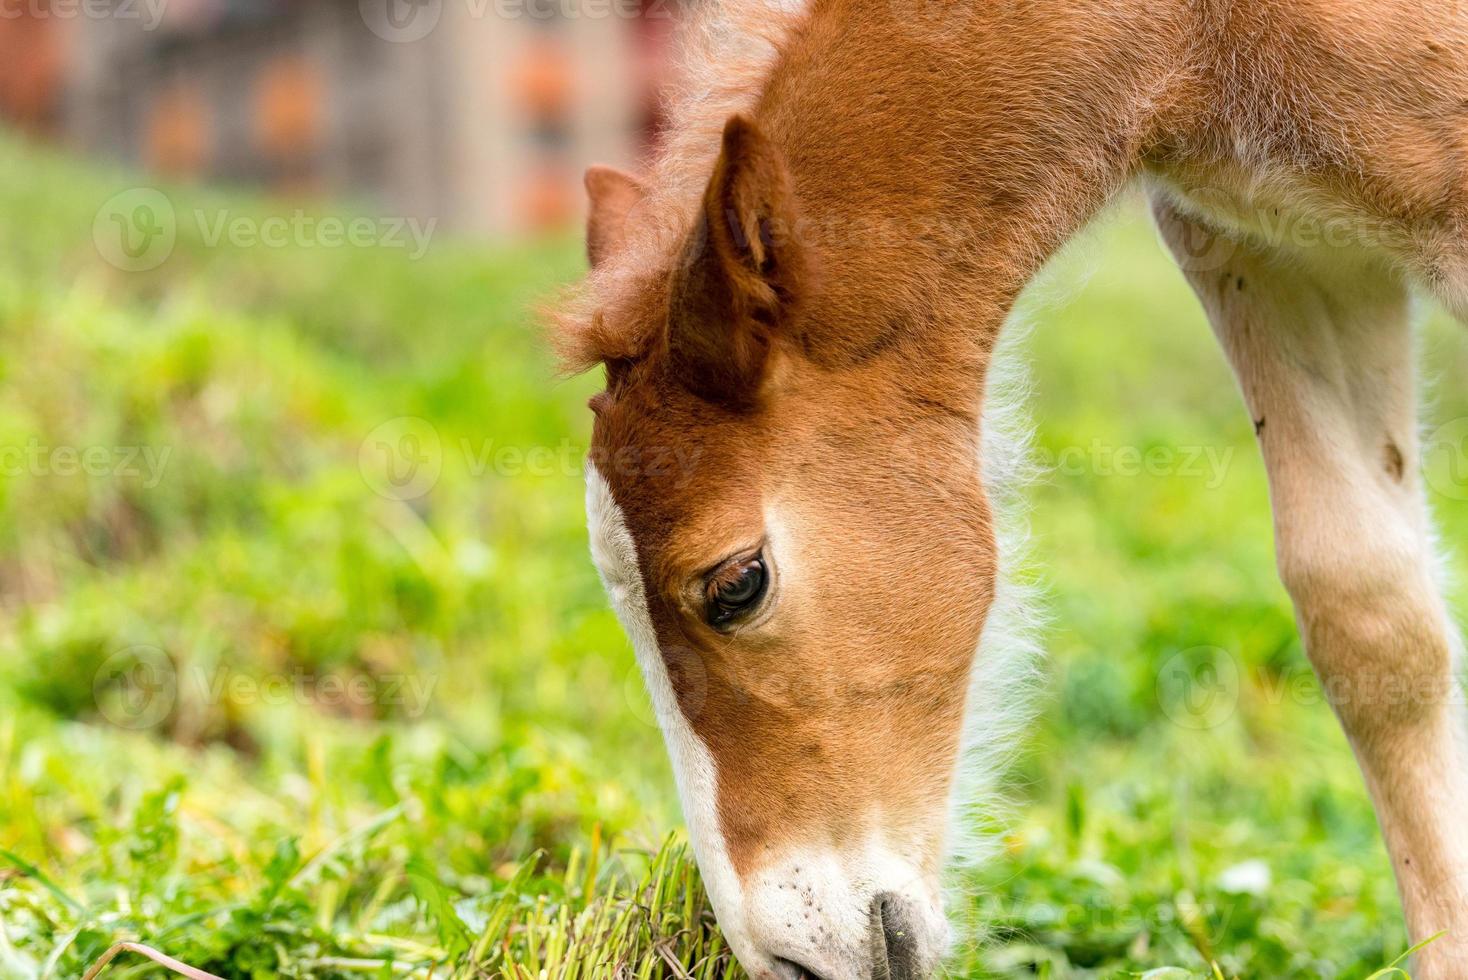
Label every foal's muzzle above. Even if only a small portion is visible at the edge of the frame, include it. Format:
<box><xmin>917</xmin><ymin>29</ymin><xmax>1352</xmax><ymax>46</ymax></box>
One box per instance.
<box><xmin>770</xmin><ymin>891</ymin><xmax>937</xmax><ymax>980</ymax></box>
<box><xmin>757</xmin><ymin>886</ymin><xmax>939</xmax><ymax>979</ymax></box>
<box><xmin>722</xmin><ymin>839</ymin><xmax>949</xmax><ymax>980</ymax></box>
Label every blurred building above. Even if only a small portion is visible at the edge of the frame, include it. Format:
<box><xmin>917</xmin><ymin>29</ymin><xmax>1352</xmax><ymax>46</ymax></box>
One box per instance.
<box><xmin>0</xmin><ymin>0</ymin><xmax>678</xmax><ymax>236</ymax></box>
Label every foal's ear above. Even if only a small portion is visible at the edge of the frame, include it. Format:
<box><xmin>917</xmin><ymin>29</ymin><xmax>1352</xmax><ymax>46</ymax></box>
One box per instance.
<box><xmin>585</xmin><ymin>165</ymin><xmax>647</xmax><ymax>269</ymax></box>
<box><xmin>669</xmin><ymin>114</ymin><xmax>806</xmax><ymax>409</ymax></box>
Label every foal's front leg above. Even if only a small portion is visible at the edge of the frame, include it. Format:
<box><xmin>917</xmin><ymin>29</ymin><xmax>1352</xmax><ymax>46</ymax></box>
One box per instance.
<box><xmin>1153</xmin><ymin>199</ymin><xmax>1468</xmax><ymax>976</ymax></box>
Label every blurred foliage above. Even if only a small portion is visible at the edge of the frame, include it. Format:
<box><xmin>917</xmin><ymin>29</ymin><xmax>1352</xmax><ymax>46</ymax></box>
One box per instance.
<box><xmin>1</xmin><ymin>132</ymin><xmax>1466</xmax><ymax>977</ymax></box>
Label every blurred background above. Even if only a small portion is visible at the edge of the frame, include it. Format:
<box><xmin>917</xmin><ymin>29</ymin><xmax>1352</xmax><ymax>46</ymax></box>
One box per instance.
<box><xmin>0</xmin><ymin>0</ymin><xmax>674</xmax><ymax>236</ymax></box>
<box><xmin>2</xmin><ymin>2</ymin><xmax>1468</xmax><ymax>978</ymax></box>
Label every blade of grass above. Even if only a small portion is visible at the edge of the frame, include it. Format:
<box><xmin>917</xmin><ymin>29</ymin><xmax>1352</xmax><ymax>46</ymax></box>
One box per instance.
<box><xmin>80</xmin><ymin>942</ymin><xmax>227</xmax><ymax>980</ymax></box>
<box><xmin>1364</xmin><ymin>930</ymin><xmax>1446</xmax><ymax>980</ymax></box>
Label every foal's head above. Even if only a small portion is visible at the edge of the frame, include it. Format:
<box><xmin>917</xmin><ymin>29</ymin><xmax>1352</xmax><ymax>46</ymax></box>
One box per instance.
<box><xmin>570</xmin><ymin>116</ymin><xmax>999</xmax><ymax>980</ymax></box>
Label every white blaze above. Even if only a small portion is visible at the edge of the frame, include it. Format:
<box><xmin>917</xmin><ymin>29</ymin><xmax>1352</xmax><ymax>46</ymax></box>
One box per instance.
<box><xmin>584</xmin><ymin>464</ymin><xmax>752</xmax><ymax>956</ymax></box>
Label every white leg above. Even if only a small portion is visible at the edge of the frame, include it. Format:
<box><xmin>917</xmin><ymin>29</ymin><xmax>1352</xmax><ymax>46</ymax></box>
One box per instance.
<box><xmin>1155</xmin><ymin>198</ymin><xmax>1468</xmax><ymax>977</ymax></box>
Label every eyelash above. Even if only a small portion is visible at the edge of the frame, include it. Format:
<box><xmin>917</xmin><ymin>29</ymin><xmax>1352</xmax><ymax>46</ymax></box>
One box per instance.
<box><xmin>704</xmin><ymin>553</ymin><xmax>768</xmax><ymax>627</ymax></box>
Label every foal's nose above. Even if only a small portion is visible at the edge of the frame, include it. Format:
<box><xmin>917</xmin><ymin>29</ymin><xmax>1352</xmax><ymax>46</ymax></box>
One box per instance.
<box><xmin>738</xmin><ymin>853</ymin><xmax>947</xmax><ymax>980</ymax></box>
<box><xmin>869</xmin><ymin>893</ymin><xmax>924</xmax><ymax>980</ymax></box>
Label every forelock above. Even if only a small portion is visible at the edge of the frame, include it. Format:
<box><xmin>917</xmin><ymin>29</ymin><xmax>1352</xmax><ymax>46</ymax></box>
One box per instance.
<box><xmin>551</xmin><ymin>0</ymin><xmax>803</xmax><ymax>375</ymax></box>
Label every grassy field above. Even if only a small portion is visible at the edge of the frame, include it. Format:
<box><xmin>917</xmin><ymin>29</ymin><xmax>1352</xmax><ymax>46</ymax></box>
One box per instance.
<box><xmin>2</xmin><ymin>132</ymin><xmax>1467</xmax><ymax>979</ymax></box>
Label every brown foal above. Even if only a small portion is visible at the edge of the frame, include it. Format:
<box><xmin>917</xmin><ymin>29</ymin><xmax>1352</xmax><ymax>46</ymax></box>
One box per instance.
<box><xmin>561</xmin><ymin>0</ymin><xmax>1468</xmax><ymax>976</ymax></box>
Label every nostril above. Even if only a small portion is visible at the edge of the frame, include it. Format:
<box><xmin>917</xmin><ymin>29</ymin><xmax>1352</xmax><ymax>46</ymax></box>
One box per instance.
<box><xmin>773</xmin><ymin>956</ymin><xmax>827</xmax><ymax>980</ymax></box>
<box><xmin>869</xmin><ymin>893</ymin><xmax>922</xmax><ymax>980</ymax></box>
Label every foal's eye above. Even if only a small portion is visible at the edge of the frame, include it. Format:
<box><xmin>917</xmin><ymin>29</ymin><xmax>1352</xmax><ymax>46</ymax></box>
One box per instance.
<box><xmin>705</xmin><ymin>554</ymin><xmax>768</xmax><ymax>627</ymax></box>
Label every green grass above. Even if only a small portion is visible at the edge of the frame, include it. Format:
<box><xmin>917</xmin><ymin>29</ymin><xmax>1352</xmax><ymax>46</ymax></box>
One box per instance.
<box><xmin>1</xmin><ymin>132</ymin><xmax>1467</xmax><ymax>978</ymax></box>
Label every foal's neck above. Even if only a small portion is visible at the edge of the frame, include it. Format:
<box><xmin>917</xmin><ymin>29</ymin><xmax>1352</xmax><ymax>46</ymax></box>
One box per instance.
<box><xmin>751</xmin><ymin>0</ymin><xmax>1196</xmax><ymax>361</ymax></box>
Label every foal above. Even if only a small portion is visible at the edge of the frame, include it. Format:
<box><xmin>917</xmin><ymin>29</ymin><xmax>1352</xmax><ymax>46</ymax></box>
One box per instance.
<box><xmin>561</xmin><ymin>0</ymin><xmax>1468</xmax><ymax>975</ymax></box>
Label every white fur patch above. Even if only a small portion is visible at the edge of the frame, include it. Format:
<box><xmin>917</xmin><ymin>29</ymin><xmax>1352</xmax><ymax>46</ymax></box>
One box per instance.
<box><xmin>584</xmin><ymin>465</ymin><xmax>754</xmax><ymax>962</ymax></box>
<box><xmin>943</xmin><ymin>316</ymin><xmax>1047</xmax><ymax>944</ymax></box>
